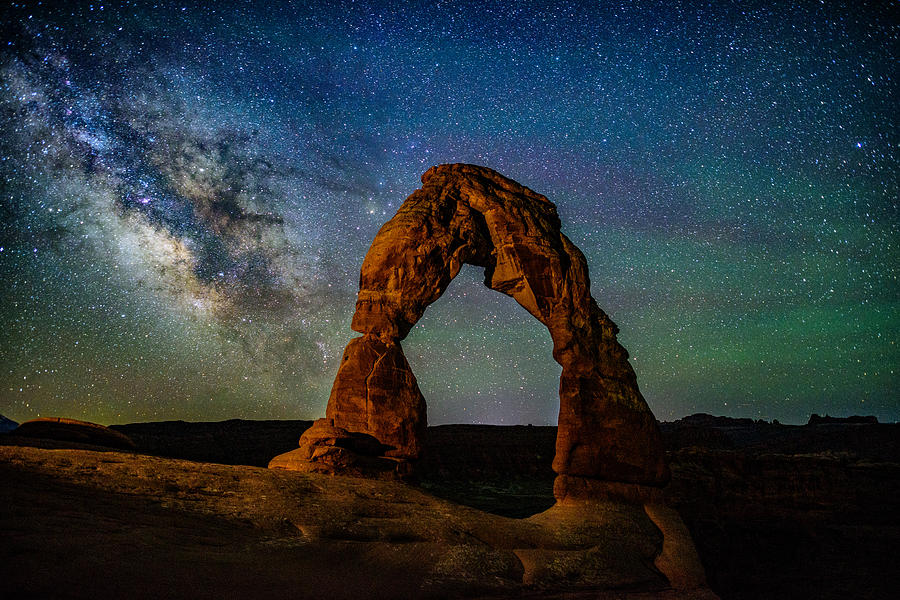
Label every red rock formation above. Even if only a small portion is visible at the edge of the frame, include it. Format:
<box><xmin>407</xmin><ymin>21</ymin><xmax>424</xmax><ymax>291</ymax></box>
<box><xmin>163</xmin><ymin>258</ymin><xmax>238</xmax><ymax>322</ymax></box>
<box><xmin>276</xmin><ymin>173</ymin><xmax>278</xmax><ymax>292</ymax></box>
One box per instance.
<box><xmin>325</xmin><ymin>336</ymin><xmax>426</xmax><ymax>460</ymax></box>
<box><xmin>268</xmin><ymin>418</ymin><xmax>404</xmax><ymax>479</ymax></box>
<box><xmin>292</xmin><ymin>164</ymin><xmax>669</xmax><ymax>495</ymax></box>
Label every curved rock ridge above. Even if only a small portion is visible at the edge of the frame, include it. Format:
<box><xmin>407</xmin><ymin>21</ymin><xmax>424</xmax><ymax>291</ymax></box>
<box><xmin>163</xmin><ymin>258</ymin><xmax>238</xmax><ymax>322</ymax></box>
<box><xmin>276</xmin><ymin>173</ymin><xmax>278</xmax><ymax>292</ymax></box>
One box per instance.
<box><xmin>322</xmin><ymin>164</ymin><xmax>669</xmax><ymax>494</ymax></box>
<box><xmin>14</xmin><ymin>417</ymin><xmax>136</xmax><ymax>450</ymax></box>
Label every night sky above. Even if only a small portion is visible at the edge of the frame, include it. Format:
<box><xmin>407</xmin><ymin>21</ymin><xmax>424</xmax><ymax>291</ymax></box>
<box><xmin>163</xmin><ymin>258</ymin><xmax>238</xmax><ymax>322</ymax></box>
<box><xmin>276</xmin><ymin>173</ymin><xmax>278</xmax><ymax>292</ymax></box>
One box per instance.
<box><xmin>1</xmin><ymin>1</ymin><xmax>896</xmax><ymax>427</ymax></box>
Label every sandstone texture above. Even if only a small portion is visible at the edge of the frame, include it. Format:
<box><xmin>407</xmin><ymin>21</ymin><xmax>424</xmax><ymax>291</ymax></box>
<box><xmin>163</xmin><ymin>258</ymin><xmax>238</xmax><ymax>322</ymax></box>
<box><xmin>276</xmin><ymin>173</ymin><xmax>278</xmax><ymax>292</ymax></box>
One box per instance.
<box><xmin>13</xmin><ymin>417</ymin><xmax>136</xmax><ymax>450</ymax></box>
<box><xmin>268</xmin><ymin>418</ymin><xmax>404</xmax><ymax>479</ymax></box>
<box><xmin>1</xmin><ymin>443</ymin><xmax>714</xmax><ymax>599</ymax></box>
<box><xmin>318</xmin><ymin>164</ymin><xmax>669</xmax><ymax>493</ymax></box>
<box><xmin>325</xmin><ymin>336</ymin><xmax>426</xmax><ymax>461</ymax></box>
<box><xmin>12</xmin><ymin>417</ymin><xmax>891</xmax><ymax>599</ymax></box>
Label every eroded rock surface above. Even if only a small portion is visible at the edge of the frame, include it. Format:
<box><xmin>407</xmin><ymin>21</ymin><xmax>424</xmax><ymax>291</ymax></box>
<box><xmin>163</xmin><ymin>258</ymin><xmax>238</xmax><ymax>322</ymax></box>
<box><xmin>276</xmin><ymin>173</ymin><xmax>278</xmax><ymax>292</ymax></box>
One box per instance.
<box><xmin>2</xmin><ymin>444</ymin><xmax>715</xmax><ymax>599</ymax></box>
<box><xmin>269</xmin><ymin>418</ymin><xmax>404</xmax><ymax>479</ymax></box>
<box><xmin>325</xmin><ymin>337</ymin><xmax>426</xmax><ymax>461</ymax></box>
<box><xmin>321</xmin><ymin>163</ymin><xmax>668</xmax><ymax>495</ymax></box>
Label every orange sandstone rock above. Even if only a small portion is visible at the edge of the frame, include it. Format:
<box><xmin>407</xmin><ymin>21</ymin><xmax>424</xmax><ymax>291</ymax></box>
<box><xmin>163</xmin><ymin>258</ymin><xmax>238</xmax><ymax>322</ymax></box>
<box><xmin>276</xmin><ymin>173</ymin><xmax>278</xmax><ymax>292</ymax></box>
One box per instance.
<box><xmin>302</xmin><ymin>164</ymin><xmax>669</xmax><ymax>493</ymax></box>
<box><xmin>268</xmin><ymin>418</ymin><xmax>403</xmax><ymax>478</ymax></box>
<box><xmin>325</xmin><ymin>337</ymin><xmax>426</xmax><ymax>460</ymax></box>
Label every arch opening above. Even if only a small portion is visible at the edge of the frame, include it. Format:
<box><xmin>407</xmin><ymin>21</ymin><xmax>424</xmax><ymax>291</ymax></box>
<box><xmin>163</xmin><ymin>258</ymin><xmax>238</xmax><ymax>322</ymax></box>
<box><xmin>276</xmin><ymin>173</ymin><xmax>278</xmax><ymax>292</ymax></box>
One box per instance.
<box><xmin>404</xmin><ymin>264</ymin><xmax>561</xmax><ymax>426</ymax></box>
<box><xmin>402</xmin><ymin>264</ymin><xmax>559</xmax><ymax>517</ymax></box>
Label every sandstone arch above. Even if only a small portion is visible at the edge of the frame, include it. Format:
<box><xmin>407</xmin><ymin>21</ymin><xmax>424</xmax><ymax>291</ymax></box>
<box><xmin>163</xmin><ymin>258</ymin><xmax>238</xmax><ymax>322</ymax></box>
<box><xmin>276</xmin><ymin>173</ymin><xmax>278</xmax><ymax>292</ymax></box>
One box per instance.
<box><xmin>291</xmin><ymin>164</ymin><xmax>669</xmax><ymax>496</ymax></box>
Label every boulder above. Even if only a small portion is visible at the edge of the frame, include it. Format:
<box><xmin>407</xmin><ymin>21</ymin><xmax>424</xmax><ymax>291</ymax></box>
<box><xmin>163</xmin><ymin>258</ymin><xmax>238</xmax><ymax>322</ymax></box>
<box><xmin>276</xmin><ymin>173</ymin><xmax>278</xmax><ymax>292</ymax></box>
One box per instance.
<box><xmin>268</xmin><ymin>418</ymin><xmax>403</xmax><ymax>479</ymax></box>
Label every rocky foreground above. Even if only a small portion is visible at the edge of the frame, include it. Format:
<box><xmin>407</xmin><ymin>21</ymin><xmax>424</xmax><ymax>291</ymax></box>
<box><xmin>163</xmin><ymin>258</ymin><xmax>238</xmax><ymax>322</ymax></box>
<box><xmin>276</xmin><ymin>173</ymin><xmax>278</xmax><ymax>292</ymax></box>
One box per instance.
<box><xmin>2</xmin><ymin>416</ymin><xmax>899</xmax><ymax>599</ymax></box>
<box><xmin>1</xmin><ymin>440</ymin><xmax>709</xmax><ymax>600</ymax></box>
<box><xmin>422</xmin><ymin>417</ymin><xmax>900</xmax><ymax>600</ymax></box>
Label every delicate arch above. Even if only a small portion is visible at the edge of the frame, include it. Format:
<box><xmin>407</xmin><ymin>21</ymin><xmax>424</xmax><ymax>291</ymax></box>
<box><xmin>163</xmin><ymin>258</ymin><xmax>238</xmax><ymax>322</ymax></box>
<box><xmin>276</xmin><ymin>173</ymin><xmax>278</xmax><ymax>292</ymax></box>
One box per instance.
<box><xmin>325</xmin><ymin>164</ymin><xmax>668</xmax><ymax>494</ymax></box>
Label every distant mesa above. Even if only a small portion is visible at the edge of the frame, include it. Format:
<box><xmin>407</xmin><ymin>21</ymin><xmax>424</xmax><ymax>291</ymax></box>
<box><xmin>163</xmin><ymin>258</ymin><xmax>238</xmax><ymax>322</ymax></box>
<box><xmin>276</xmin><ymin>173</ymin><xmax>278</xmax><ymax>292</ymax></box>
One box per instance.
<box><xmin>0</xmin><ymin>414</ymin><xmax>18</xmax><ymax>434</ymax></box>
<box><xmin>13</xmin><ymin>417</ymin><xmax>136</xmax><ymax>450</ymax></box>
<box><xmin>271</xmin><ymin>163</ymin><xmax>669</xmax><ymax>500</ymax></box>
<box><xmin>807</xmin><ymin>413</ymin><xmax>878</xmax><ymax>425</ymax></box>
<box><xmin>110</xmin><ymin>418</ymin><xmax>313</xmax><ymax>467</ymax></box>
<box><xmin>672</xmin><ymin>413</ymin><xmax>759</xmax><ymax>428</ymax></box>
<box><xmin>672</xmin><ymin>412</ymin><xmax>882</xmax><ymax>428</ymax></box>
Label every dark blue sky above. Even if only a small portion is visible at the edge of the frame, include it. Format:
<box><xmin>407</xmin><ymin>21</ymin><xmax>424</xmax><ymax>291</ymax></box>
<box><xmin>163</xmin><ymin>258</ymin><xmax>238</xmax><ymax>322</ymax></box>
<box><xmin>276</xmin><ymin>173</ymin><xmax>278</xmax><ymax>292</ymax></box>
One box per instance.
<box><xmin>1</xmin><ymin>0</ymin><xmax>896</xmax><ymax>425</ymax></box>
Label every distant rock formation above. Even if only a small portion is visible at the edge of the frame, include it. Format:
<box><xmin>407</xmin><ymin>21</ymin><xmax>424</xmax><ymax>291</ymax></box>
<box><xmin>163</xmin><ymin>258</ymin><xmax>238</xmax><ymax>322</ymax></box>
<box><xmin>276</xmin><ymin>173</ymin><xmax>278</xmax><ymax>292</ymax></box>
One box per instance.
<box><xmin>807</xmin><ymin>413</ymin><xmax>878</xmax><ymax>425</ymax></box>
<box><xmin>661</xmin><ymin>413</ymin><xmax>899</xmax><ymax>459</ymax></box>
<box><xmin>13</xmin><ymin>417</ymin><xmax>136</xmax><ymax>450</ymax></box>
<box><xmin>0</xmin><ymin>414</ymin><xmax>18</xmax><ymax>434</ymax></box>
<box><xmin>273</xmin><ymin>164</ymin><xmax>669</xmax><ymax>497</ymax></box>
<box><xmin>672</xmin><ymin>413</ymin><xmax>759</xmax><ymax>427</ymax></box>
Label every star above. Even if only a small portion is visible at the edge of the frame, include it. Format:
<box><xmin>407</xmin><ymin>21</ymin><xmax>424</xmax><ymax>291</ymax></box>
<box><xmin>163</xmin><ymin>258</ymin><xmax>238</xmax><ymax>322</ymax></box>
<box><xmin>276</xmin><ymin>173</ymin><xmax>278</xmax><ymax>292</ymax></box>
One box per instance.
<box><xmin>0</xmin><ymin>0</ymin><xmax>895</xmax><ymax>426</ymax></box>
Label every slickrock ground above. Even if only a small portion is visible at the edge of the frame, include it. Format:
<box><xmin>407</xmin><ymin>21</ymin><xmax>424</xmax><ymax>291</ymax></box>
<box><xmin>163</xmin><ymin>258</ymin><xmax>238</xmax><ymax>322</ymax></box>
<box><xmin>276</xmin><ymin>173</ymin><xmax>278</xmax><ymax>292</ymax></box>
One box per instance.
<box><xmin>4</xmin><ymin>417</ymin><xmax>895</xmax><ymax>599</ymax></box>
<box><xmin>423</xmin><ymin>419</ymin><xmax>900</xmax><ymax>600</ymax></box>
<box><xmin>0</xmin><ymin>442</ymin><xmax>712</xmax><ymax>600</ymax></box>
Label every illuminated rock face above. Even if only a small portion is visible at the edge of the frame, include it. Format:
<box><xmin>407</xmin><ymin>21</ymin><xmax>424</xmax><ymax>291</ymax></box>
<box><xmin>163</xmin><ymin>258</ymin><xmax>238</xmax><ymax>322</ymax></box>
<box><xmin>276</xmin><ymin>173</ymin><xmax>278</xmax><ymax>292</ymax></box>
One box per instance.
<box><xmin>326</xmin><ymin>163</ymin><xmax>669</xmax><ymax>494</ymax></box>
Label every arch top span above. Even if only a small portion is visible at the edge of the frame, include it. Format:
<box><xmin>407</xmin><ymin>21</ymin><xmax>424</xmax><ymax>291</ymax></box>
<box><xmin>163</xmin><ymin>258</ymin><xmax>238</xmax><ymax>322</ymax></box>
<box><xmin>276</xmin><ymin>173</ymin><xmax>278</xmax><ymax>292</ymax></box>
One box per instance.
<box><xmin>351</xmin><ymin>163</ymin><xmax>564</xmax><ymax>343</ymax></box>
<box><xmin>323</xmin><ymin>164</ymin><xmax>668</xmax><ymax>496</ymax></box>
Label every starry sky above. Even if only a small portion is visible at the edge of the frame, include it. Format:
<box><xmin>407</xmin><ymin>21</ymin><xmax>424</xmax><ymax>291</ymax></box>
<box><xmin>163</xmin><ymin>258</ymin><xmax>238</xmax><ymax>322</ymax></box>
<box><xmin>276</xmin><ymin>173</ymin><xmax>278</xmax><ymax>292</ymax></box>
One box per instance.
<box><xmin>1</xmin><ymin>0</ymin><xmax>897</xmax><ymax>427</ymax></box>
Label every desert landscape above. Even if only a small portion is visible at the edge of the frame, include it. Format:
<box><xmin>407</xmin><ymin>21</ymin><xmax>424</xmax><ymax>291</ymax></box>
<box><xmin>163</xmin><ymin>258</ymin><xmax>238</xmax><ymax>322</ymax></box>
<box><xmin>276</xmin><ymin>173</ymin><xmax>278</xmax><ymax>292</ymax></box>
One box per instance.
<box><xmin>2</xmin><ymin>414</ymin><xmax>898</xmax><ymax>599</ymax></box>
<box><xmin>3</xmin><ymin>3</ymin><xmax>896</xmax><ymax>599</ymax></box>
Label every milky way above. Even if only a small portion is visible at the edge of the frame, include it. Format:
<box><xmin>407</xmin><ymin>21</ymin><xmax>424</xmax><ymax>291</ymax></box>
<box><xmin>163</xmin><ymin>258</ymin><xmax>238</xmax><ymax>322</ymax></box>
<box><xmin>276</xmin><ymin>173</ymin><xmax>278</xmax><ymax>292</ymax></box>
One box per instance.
<box><xmin>1</xmin><ymin>1</ymin><xmax>897</xmax><ymax>425</ymax></box>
